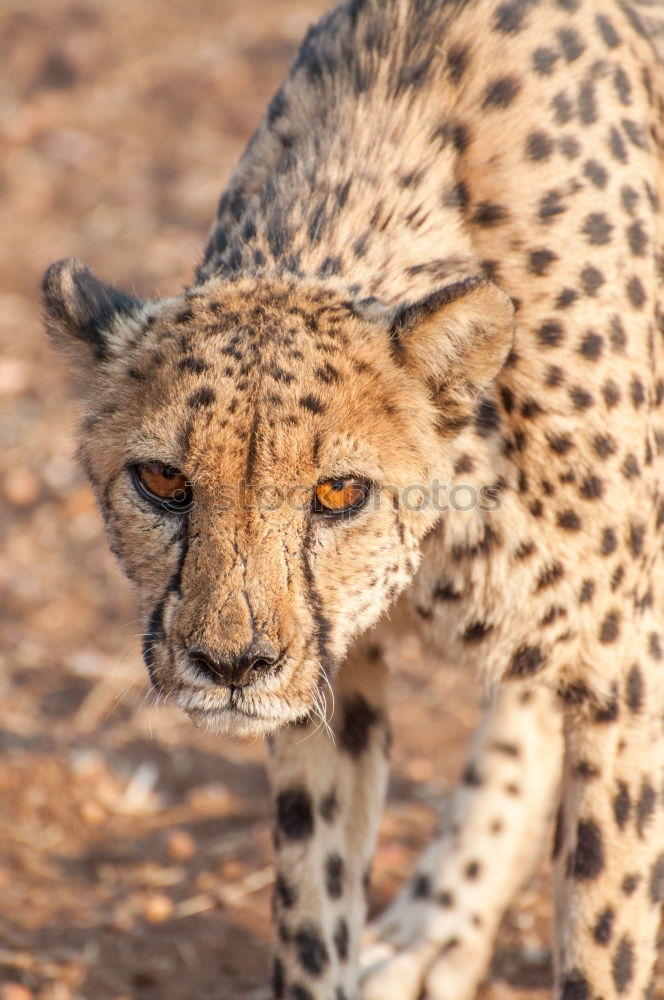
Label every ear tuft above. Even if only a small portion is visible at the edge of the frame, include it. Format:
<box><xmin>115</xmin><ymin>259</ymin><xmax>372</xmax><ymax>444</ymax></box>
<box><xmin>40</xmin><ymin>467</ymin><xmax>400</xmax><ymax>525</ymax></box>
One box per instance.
<box><xmin>42</xmin><ymin>258</ymin><xmax>142</xmax><ymax>361</ymax></box>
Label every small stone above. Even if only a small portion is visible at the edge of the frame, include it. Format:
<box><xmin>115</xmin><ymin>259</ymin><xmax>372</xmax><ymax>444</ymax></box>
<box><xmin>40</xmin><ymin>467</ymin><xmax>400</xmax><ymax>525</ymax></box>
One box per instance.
<box><xmin>142</xmin><ymin>892</ymin><xmax>174</xmax><ymax>923</ymax></box>
<box><xmin>3</xmin><ymin>468</ymin><xmax>39</xmax><ymax>507</ymax></box>
<box><xmin>0</xmin><ymin>986</ymin><xmax>35</xmax><ymax>1000</ymax></box>
<box><xmin>80</xmin><ymin>799</ymin><xmax>106</xmax><ymax>826</ymax></box>
<box><xmin>166</xmin><ymin>829</ymin><xmax>197</xmax><ymax>861</ymax></box>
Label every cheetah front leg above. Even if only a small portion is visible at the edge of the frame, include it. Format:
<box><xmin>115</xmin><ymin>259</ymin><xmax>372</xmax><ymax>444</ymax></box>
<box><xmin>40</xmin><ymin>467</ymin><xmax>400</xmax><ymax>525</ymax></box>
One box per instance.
<box><xmin>553</xmin><ymin>633</ymin><xmax>664</xmax><ymax>999</ymax></box>
<box><xmin>266</xmin><ymin>641</ymin><xmax>390</xmax><ymax>1000</ymax></box>
<box><xmin>361</xmin><ymin>682</ymin><xmax>563</xmax><ymax>1000</ymax></box>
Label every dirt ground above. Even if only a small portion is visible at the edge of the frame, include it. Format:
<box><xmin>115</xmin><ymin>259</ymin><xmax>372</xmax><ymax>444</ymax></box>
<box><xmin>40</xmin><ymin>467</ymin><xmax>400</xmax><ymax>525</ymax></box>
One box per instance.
<box><xmin>1</xmin><ymin>1</ymin><xmax>661</xmax><ymax>998</ymax></box>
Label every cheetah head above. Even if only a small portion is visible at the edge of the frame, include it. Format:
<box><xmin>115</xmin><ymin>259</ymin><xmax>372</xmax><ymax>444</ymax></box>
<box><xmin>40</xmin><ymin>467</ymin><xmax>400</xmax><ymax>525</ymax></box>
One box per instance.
<box><xmin>44</xmin><ymin>260</ymin><xmax>513</xmax><ymax>736</ymax></box>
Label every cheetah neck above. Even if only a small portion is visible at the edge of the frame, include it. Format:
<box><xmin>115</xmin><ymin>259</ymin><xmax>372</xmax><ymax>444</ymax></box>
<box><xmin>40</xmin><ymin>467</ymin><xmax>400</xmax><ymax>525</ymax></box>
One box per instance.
<box><xmin>195</xmin><ymin>0</ymin><xmax>480</xmax><ymax>306</ymax></box>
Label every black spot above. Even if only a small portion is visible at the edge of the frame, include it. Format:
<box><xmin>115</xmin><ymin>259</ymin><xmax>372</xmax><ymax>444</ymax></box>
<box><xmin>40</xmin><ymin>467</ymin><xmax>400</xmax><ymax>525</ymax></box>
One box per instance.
<box><xmin>294</xmin><ymin>922</ymin><xmax>329</xmax><ymax>977</ymax></box>
<box><xmin>462</xmin><ymin>621</ymin><xmax>493</xmax><ymax>642</ymax></box>
<box><xmin>276</xmin><ymin>788</ymin><xmax>314</xmax><ymax>841</ymax></box>
<box><xmin>594</xmin><ymin>690</ymin><xmax>619</xmax><ymax>722</ymax></box>
<box><xmin>610</xmin><ymin>315</ymin><xmax>627</xmax><ymax>351</ymax></box>
<box><xmin>626</xmin><ymin>275</ymin><xmax>646</xmax><ymax>308</ymax></box>
<box><xmin>579</xmin><ymin>331</ymin><xmax>603</xmax><ymax>359</ymax></box>
<box><xmin>579</xmin><ymin>579</ymin><xmax>594</xmax><ymax>603</ymax></box>
<box><xmin>319</xmin><ymin>256</ymin><xmax>342</xmax><ymax>278</ymax></box>
<box><xmin>537</xmin><ymin>319</ymin><xmax>563</xmax><ymax>346</ymax></box>
<box><xmin>319</xmin><ymin>790</ymin><xmax>338</xmax><ymax>822</ymax></box>
<box><xmin>509</xmin><ymin>644</ymin><xmax>545</xmax><ymax>677</ymax></box>
<box><xmin>650</xmin><ymin>853</ymin><xmax>664</xmax><ymax>903</ymax></box>
<box><xmin>472</xmin><ymin>201</ymin><xmax>509</xmax><ymax>227</ymax></box>
<box><xmin>582</xmin><ymin>213</ymin><xmax>613</xmax><ymax>245</ymax></box>
<box><xmin>333</xmin><ymin>916</ymin><xmax>349</xmax><ymax>961</ymax></box>
<box><xmin>569</xmin><ymin>386</ymin><xmax>593</xmax><ymax>410</ymax></box>
<box><xmin>593</xmin><ymin>907</ymin><xmax>614</xmax><ymax>944</ymax></box>
<box><xmin>187</xmin><ymin>386</ymin><xmax>216</xmax><ymax>409</ymax></box>
<box><xmin>572</xmin><ymin>820</ymin><xmax>604</xmax><ymax>879</ymax></box>
<box><xmin>626</xmin><ymin>665</ymin><xmax>643</xmax><ymax>712</ymax></box>
<box><xmin>178</xmin><ymin>356</ymin><xmax>210</xmax><ymax>374</ymax></box>
<box><xmin>613</xmin><ymin>781</ymin><xmax>631</xmax><ymax>829</ymax></box>
<box><xmin>339</xmin><ymin>693</ymin><xmax>381</xmax><ymax>757</ymax></box>
<box><xmin>446</xmin><ymin>43</ymin><xmax>469</xmax><ymax>83</ymax></box>
<box><xmin>596</xmin><ymin>14</ymin><xmax>621</xmax><ymax>48</ymax></box>
<box><xmin>495</xmin><ymin>0</ymin><xmax>528</xmax><ymax>32</ymax></box>
<box><xmin>291</xmin><ymin>985</ymin><xmax>314</xmax><ymax>1000</ymax></box>
<box><xmin>602</xmin><ymin>380</ymin><xmax>621</xmax><ymax>408</ymax></box>
<box><xmin>622</xmin><ymin>873</ymin><xmax>639</xmax><ymax>895</ymax></box>
<box><xmin>558</xmin><ymin>27</ymin><xmax>585</xmax><ymax>61</ymax></box>
<box><xmin>594</xmin><ymin>434</ymin><xmax>616</xmax><ymax>459</ymax></box>
<box><xmin>465</xmin><ymin>860</ymin><xmax>481</xmax><ymax>879</ymax></box>
<box><xmin>272</xmin><ymin>957</ymin><xmax>285</xmax><ymax>999</ymax></box>
<box><xmin>462</xmin><ymin>762</ymin><xmax>483</xmax><ymax>786</ymax></box>
<box><xmin>316</xmin><ymin>362</ymin><xmax>340</xmax><ymax>385</ymax></box>
<box><xmin>546</xmin><ymin>363</ymin><xmax>565</xmax><ymax>385</ymax></box>
<box><xmin>443</xmin><ymin>180</ymin><xmax>470</xmax><ymax>211</ymax></box>
<box><xmin>483</xmin><ymin>75</ymin><xmax>521</xmax><ymax>109</ymax></box>
<box><xmin>579</xmin><ymin>475</ymin><xmax>602</xmax><ymax>499</ymax></box>
<box><xmin>557</xmin><ymin>509</ymin><xmax>582</xmax><ymax>531</ymax></box>
<box><xmin>536</xmin><ymin>562</ymin><xmax>564</xmax><ymax>590</ymax></box>
<box><xmin>276</xmin><ymin>874</ymin><xmax>298</xmax><ymax>909</ymax></box>
<box><xmin>614</xmin><ymin>68</ymin><xmax>632</xmax><ymax>106</ymax></box>
<box><xmin>583</xmin><ymin>159</ymin><xmax>608</xmax><ymax>189</ymax></box>
<box><xmin>412</xmin><ymin>873</ymin><xmax>431</xmax><ymax>898</ymax></box>
<box><xmin>560</xmin><ymin>135</ymin><xmax>581</xmax><ymax>159</ymax></box>
<box><xmin>575</xmin><ymin>760</ymin><xmax>599</xmax><ymax>780</ymax></box>
<box><xmin>539</xmin><ymin>189</ymin><xmax>567</xmax><ymax>222</ymax></box>
<box><xmin>560</xmin><ymin>969</ymin><xmax>590</xmax><ymax>1000</ymax></box>
<box><xmin>437</xmin><ymin>889</ymin><xmax>454</xmax><ymax>907</ymax></box>
<box><xmin>552</xmin><ymin>804</ymin><xmax>564</xmax><ymax>859</ymax></box>
<box><xmin>474</xmin><ymin>397</ymin><xmax>501</xmax><ymax>436</ymax></box>
<box><xmin>452</xmin><ymin>122</ymin><xmax>470</xmax><ymax>153</ymax></box>
<box><xmin>553</xmin><ymin>91</ymin><xmax>574</xmax><ymax>124</ymax></box>
<box><xmin>636</xmin><ymin>781</ymin><xmax>656</xmax><ymax>837</ymax></box>
<box><xmin>558</xmin><ymin>681</ymin><xmax>591</xmax><ymax>705</ymax></box>
<box><xmin>300</xmin><ymin>394</ymin><xmax>325</xmax><ymax>414</ymax></box>
<box><xmin>493</xmin><ymin>741</ymin><xmax>520</xmax><ymax>758</ymax></box>
<box><xmin>528</xmin><ymin>248</ymin><xmax>558</xmax><ymax>275</ymax></box>
<box><xmin>609</xmin><ymin>126</ymin><xmax>628</xmax><ymax>162</ymax></box>
<box><xmin>533</xmin><ymin>47</ymin><xmax>558</xmax><ymax>75</ymax></box>
<box><xmin>649</xmin><ymin>632</ymin><xmax>662</xmax><ymax>660</ymax></box>
<box><xmin>612</xmin><ymin>937</ymin><xmax>634</xmax><ymax>994</ymax></box>
<box><xmin>600</xmin><ymin>611</ymin><xmax>620</xmax><ymax>643</ymax></box>
<box><xmin>622</xmin><ymin>452</ymin><xmax>640</xmax><ymax>478</ymax></box>
<box><xmin>627</xmin><ymin>220</ymin><xmax>648</xmax><ymax>256</ymax></box>
<box><xmin>325</xmin><ymin>853</ymin><xmax>344</xmax><ymax>899</ymax></box>
<box><xmin>629</xmin><ymin>521</ymin><xmax>645</xmax><ymax>556</ymax></box>
<box><xmin>527</xmin><ymin>131</ymin><xmax>553</xmax><ymax>161</ymax></box>
<box><xmin>581</xmin><ymin>265</ymin><xmax>605</xmax><ymax>296</ymax></box>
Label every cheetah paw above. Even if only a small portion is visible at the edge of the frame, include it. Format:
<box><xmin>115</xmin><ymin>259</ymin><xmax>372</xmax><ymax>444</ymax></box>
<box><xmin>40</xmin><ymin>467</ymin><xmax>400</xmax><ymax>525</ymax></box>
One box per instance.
<box><xmin>360</xmin><ymin>916</ymin><xmax>491</xmax><ymax>1000</ymax></box>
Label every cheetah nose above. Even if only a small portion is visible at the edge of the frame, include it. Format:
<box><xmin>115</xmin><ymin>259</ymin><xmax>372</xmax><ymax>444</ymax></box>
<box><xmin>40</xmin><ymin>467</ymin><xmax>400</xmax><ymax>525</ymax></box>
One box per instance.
<box><xmin>187</xmin><ymin>636</ymin><xmax>280</xmax><ymax>688</ymax></box>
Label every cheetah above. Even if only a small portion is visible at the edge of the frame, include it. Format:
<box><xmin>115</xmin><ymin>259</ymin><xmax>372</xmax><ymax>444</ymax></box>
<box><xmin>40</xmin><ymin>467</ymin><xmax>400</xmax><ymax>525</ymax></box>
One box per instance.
<box><xmin>43</xmin><ymin>0</ymin><xmax>664</xmax><ymax>996</ymax></box>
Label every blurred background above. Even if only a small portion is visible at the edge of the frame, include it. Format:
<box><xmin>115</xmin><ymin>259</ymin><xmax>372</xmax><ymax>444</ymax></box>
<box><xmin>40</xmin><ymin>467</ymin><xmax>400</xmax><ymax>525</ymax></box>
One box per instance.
<box><xmin>0</xmin><ymin>0</ymin><xmax>609</xmax><ymax>997</ymax></box>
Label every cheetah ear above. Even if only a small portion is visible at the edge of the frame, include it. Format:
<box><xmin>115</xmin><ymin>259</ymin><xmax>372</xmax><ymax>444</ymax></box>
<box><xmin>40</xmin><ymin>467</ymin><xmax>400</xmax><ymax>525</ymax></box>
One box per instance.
<box><xmin>388</xmin><ymin>277</ymin><xmax>515</xmax><ymax>403</ymax></box>
<box><xmin>42</xmin><ymin>258</ymin><xmax>144</xmax><ymax>367</ymax></box>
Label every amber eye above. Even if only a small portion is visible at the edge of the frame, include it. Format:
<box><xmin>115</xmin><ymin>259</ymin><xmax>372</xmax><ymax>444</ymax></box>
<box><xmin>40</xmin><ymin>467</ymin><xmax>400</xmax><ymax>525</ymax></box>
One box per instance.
<box><xmin>313</xmin><ymin>478</ymin><xmax>371</xmax><ymax>517</ymax></box>
<box><xmin>131</xmin><ymin>462</ymin><xmax>192</xmax><ymax>511</ymax></box>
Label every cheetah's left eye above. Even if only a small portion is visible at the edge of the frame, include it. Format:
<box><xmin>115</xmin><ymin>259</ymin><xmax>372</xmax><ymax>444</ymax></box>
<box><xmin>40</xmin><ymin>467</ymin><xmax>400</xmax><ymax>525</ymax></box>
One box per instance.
<box><xmin>313</xmin><ymin>478</ymin><xmax>371</xmax><ymax>517</ymax></box>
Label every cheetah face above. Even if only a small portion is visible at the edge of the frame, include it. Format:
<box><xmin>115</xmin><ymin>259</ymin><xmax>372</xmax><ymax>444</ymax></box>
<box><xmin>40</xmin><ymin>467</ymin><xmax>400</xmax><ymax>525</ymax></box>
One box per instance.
<box><xmin>43</xmin><ymin>260</ymin><xmax>512</xmax><ymax>735</ymax></box>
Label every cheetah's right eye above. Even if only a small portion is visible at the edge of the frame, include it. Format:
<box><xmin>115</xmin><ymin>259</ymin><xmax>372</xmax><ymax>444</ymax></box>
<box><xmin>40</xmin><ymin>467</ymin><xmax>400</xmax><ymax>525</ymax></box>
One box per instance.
<box><xmin>130</xmin><ymin>462</ymin><xmax>192</xmax><ymax>512</ymax></box>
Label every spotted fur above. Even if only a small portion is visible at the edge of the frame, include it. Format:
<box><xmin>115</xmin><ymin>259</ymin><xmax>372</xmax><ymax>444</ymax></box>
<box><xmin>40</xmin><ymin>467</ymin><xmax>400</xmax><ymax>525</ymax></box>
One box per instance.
<box><xmin>44</xmin><ymin>0</ymin><xmax>664</xmax><ymax>996</ymax></box>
